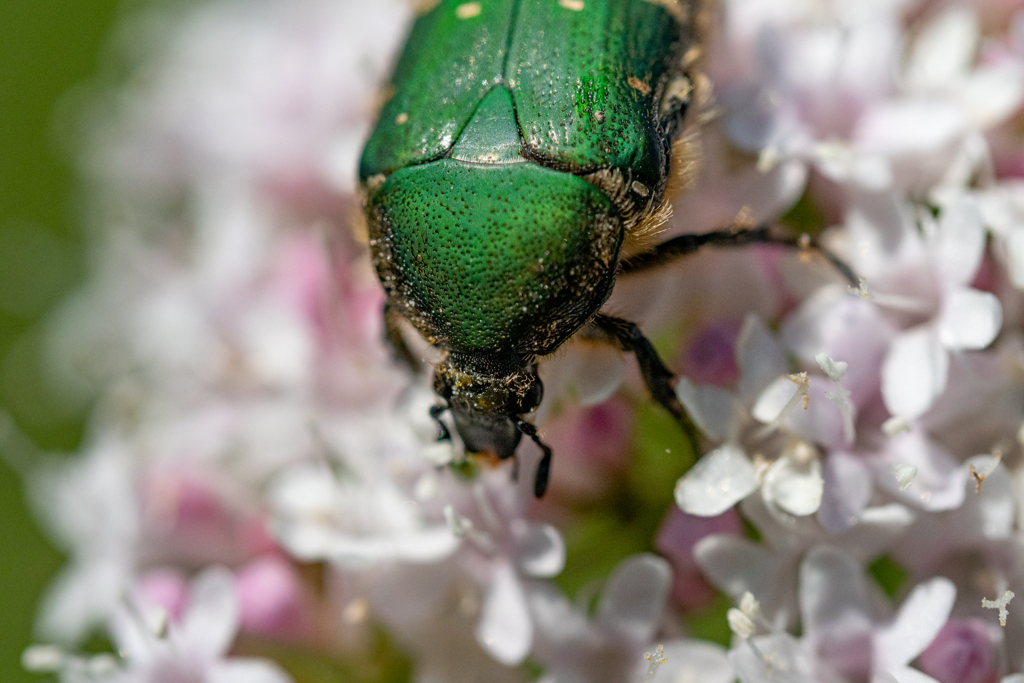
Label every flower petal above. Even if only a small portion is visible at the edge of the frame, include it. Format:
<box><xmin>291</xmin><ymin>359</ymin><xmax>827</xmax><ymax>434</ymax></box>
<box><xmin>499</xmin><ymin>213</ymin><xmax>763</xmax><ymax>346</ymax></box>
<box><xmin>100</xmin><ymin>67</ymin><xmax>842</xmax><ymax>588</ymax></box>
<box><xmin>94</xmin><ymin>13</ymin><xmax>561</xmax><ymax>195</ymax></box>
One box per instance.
<box><xmin>736</xmin><ymin>314</ymin><xmax>788</xmax><ymax>404</ymax></box>
<box><xmin>597</xmin><ymin>554</ymin><xmax>671</xmax><ymax>644</ymax></box>
<box><xmin>934</xmin><ymin>196</ymin><xmax>985</xmax><ymax>285</ymax></box>
<box><xmin>960</xmin><ymin>64</ymin><xmax>1024</xmax><ymax>129</ymax></box>
<box><xmin>799</xmin><ymin>547</ymin><xmax>872</xmax><ymax>641</ymax></box>
<box><xmin>476</xmin><ymin>563</ymin><xmax>532</xmax><ymax>666</ymax></box>
<box><xmin>650</xmin><ymin>639</ymin><xmax>733</xmax><ymax>683</ymax></box>
<box><xmin>209</xmin><ymin>659</ymin><xmax>295</xmax><ymax>683</ymax></box>
<box><xmin>874</xmin><ymin>578</ymin><xmax>956</xmax><ymax>668</ymax></box>
<box><xmin>675</xmin><ymin>378</ymin><xmax>736</xmax><ymax>442</ymax></box>
<box><xmin>817</xmin><ymin>452</ymin><xmax>873</xmax><ymax>534</ymax></box>
<box><xmin>674</xmin><ymin>445</ymin><xmax>758</xmax><ymax>517</ymax></box>
<box><xmin>882</xmin><ymin>667</ymin><xmax>943</xmax><ymax>683</ymax></box>
<box><xmin>905</xmin><ymin>7</ymin><xmax>977</xmax><ymax>90</ymax></box>
<box><xmin>693</xmin><ymin>535</ymin><xmax>775</xmax><ymax>601</ymax></box>
<box><xmin>180</xmin><ymin>566</ymin><xmax>239</xmax><ymax>659</ymax></box>
<box><xmin>936</xmin><ymin>287</ymin><xmax>1002</xmax><ymax>350</ymax></box>
<box><xmin>881</xmin><ymin>327</ymin><xmax>949</xmax><ymax>419</ymax></box>
<box><xmin>512</xmin><ymin>521</ymin><xmax>566</xmax><ymax>578</ymax></box>
<box><xmin>763</xmin><ymin>453</ymin><xmax>823</xmax><ymax>517</ymax></box>
<box><xmin>751</xmin><ymin>375</ymin><xmax>798</xmax><ymax>424</ymax></box>
<box><xmin>855</xmin><ymin>99</ymin><xmax>967</xmax><ymax>157</ymax></box>
<box><xmin>873</xmin><ymin>430</ymin><xmax>966</xmax><ymax>511</ymax></box>
<box><xmin>730</xmin><ymin>633</ymin><xmax>817</xmax><ymax>683</ymax></box>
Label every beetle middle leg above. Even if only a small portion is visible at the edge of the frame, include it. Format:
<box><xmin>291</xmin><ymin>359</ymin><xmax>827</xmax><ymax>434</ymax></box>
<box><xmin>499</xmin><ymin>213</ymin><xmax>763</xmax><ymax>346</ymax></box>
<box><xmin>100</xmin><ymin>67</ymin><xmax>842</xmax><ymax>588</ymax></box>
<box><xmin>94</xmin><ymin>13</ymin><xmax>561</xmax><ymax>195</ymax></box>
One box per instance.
<box><xmin>588</xmin><ymin>313</ymin><xmax>698</xmax><ymax>448</ymax></box>
<box><xmin>620</xmin><ymin>223</ymin><xmax>857</xmax><ymax>284</ymax></box>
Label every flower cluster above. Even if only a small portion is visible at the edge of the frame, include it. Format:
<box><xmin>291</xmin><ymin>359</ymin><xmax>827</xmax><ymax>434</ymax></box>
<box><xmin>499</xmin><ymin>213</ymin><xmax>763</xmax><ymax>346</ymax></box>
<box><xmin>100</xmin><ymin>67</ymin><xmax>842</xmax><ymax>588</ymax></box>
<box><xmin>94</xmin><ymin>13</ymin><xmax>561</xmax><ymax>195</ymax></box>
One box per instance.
<box><xmin>12</xmin><ymin>0</ymin><xmax>1024</xmax><ymax>682</ymax></box>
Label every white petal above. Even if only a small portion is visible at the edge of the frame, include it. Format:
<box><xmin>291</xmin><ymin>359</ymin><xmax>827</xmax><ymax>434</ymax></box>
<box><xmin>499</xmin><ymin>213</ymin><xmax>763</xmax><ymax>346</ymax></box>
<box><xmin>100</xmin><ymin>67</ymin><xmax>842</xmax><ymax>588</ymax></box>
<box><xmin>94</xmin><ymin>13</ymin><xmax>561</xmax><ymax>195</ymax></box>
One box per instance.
<box><xmin>881</xmin><ymin>328</ymin><xmax>949</xmax><ymax>419</ymax></box>
<box><xmin>674</xmin><ymin>445</ymin><xmax>758</xmax><ymax>516</ymax></box>
<box><xmin>597</xmin><ymin>554</ymin><xmax>671</xmax><ymax>643</ymax></box>
<box><xmin>675</xmin><ymin>378</ymin><xmax>736</xmax><ymax>442</ymax></box>
<box><xmin>963</xmin><ymin>457</ymin><xmax>1014</xmax><ymax>539</ymax></box>
<box><xmin>36</xmin><ymin>557</ymin><xmax>129</xmax><ymax>645</ymax></box>
<box><xmin>882</xmin><ymin>667</ymin><xmax>942</xmax><ymax>683</ymax></box>
<box><xmin>874</xmin><ymin>577</ymin><xmax>956</xmax><ymax>668</ymax></box>
<box><xmin>960</xmin><ymin>64</ymin><xmax>1024</xmax><ymax>129</ymax></box>
<box><xmin>526</xmin><ymin>584</ymin><xmax>589</xmax><ymax>642</ymax></box>
<box><xmin>736</xmin><ymin>314</ymin><xmax>788</xmax><ymax>404</ymax></box>
<box><xmin>476</xmin><ymin>563</ymin><xmax>532</xmax><ymax>666</ymax></box>
<box><xmin>693</xmin><ymin>535</ymin><xmax>775</xmax><ymax>600</ymax></box>
<box><xmin>1006</xmin><ymin>226</ymin><xmax>1024</xmax><ymax>289</ymax></box>
<box><xmin>512</xmin><ymin>521</ymin><xmax>565</xmax><ymax>578</ymax></box>
<box><xmin>874</xmin><ymin>430</ymin><xmax>967</xmax><ymax>511</ymax></box>
<box><xmin>180</xmin><ymin>566</ymin><xmax>239</xmax><ymax>659</ymax></box>
<box><xmin>324</xmin><ymin>528</ymin><xmax>459</xmax><ymax>566</ymax></box>
<box><xmin>905</xmin><ymin>7</ymin><xmax>978</xmax><ymax>90</ymax></box>
<box><xmin>651</xmin><ymin>640</ymin><xmax>733</xmax><ymax>683</ymax></box>
<box><xmin>730</xmin><ymin>633</ymin><xmax>817</xmax><ymax>683</ymax></box>
<box><xmin>934</xmin><ymin>196</ymin><xmax>985</xmax><ymax>285</ymax></box>
<box><xmin>855</xmin><ymin>100</ymin><xmax>966</xmax><ymax>156</ymax></box>
<box><xmin>269</xmin><ymin>464</ymin><xmax>337</xmax><ymax>515</ymax></box>
<box><xmin>209</xmin><ymin>659</ymin><xmax>295</xmax><ymax>683</ymax></box>
<box><xmin>567</xmin><ymin>342</ymin><xmax>627</xmax><ymax>406</ymax></box>
<box><xmin>799</xmin><ymin>547</ymin><xmax>871</xmax><ymax>638</ymax></box>
<box><xmin>936</xmin><ymin>287</ymin><xmax>1002</xmax><ymax>350</ymax></box>
<box><xmin>751</xmin><ymin>376</ymin><xmax>798</xmax><ymax>424</ymax></box>
<box><xmin>763</xmin><ymin>454</ymin><xmax>823</xmax><ymax>517</ymax></box>
<box><xmin>818</xmin><ymin>452</ymin><xmax>872</xmax><ymax>534</ymax></box>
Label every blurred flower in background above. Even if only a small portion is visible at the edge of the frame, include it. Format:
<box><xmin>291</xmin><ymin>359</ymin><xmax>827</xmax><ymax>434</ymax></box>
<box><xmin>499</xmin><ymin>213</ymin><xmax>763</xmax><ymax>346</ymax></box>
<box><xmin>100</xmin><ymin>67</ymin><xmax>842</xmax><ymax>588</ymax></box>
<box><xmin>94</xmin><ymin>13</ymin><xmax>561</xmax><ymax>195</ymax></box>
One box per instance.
<box><xmin>6</xmin><ymin>0</ymin><xmax>1024</xmax><ymax>681</ymax></box>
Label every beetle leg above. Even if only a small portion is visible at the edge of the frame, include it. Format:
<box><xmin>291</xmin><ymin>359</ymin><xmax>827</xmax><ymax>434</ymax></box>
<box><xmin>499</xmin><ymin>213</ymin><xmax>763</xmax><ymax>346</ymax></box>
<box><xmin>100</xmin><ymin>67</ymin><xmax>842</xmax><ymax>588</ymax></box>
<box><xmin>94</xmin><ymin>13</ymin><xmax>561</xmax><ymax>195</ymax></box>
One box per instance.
<box><xmin>429</xmin><ymin>403</ymin><xmax>452</xmax><ymax>442</ymax></box>
<box><xmin>589</xmin><ymin>314</ymin><xmax>699</xmax><ymax>449</ymax></box>
<box><xmin>515</xmin><ymin>419</ymin><xmax>552</xmax><ymax>498</ymax></box>
<box><xmin>620</xmin><ymin>223</ymin><xmax>857</xmax><ymax>284</ymax></box>
<box><xmin>384</xmin><ymin>303</ymin><xmax>422</xmax><ymax>372</ymax></box>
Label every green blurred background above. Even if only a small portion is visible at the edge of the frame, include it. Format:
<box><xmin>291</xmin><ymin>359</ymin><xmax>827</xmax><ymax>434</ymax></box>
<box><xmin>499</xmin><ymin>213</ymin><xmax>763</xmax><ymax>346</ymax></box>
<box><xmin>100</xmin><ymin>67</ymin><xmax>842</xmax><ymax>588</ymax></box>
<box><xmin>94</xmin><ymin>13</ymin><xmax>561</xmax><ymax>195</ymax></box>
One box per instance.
<box><xmin>1</xmin><ymin>1</ymin><xmax>121</xmax><ymax>680</ymax></box>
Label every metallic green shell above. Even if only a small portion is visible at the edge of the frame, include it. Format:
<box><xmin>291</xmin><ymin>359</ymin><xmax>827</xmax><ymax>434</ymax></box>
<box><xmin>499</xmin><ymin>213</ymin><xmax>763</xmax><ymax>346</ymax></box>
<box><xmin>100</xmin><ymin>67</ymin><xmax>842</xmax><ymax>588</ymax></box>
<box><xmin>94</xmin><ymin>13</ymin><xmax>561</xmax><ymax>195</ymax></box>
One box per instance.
<box><xmin>359</xmin><ymin>0</ymin><xmax>686</xmax><ymax>186</ymax></box>
<box><xmin>361</xmin><ymin>0</ymin><xmax>688</xmax><ymax>355</ymax></box>
<box><xmin>369</xmin><ymin>100</ymin><xmax>621</xmax><ymax>352</ymax></box>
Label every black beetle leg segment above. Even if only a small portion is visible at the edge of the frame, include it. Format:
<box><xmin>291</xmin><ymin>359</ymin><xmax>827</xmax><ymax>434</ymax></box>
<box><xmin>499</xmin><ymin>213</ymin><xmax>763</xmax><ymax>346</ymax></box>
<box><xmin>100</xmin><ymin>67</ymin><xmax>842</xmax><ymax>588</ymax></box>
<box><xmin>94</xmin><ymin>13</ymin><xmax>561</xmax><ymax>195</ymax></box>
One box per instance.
<box><xmin>620</xmin><ymin>223</ymin><xmax>858</xmax><ymax>285</ymax></box>
<box><xmin>515</xmin><ymin>419</ymin><xmax>552</xmax><ymax>498</ymax></box>
<box><xmin>383</xmin><ymin>303</ymin><xmax>422</xmax><ymax>372</ymax></box>
<box><xmin>429</xmin><ymin>403</ymin><xmax>452</xmax><ymax>442</ymax></box>
<box><xmin>590</xmin><ymin>314</ymin><xmax>699</xmax><ymax>451</ymax></box>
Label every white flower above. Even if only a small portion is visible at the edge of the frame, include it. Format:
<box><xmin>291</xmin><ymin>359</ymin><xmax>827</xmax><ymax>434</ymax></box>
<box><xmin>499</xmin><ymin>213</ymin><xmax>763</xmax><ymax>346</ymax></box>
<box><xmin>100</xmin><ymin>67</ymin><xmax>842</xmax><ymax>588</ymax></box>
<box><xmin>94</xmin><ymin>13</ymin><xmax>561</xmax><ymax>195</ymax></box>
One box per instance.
<box><xmin>529</xmin><ymin>554</ymin><xmax>673</xmax><ymax>683</ymax></box>
<box><xmin>26</xmin><ymin>567</ymin><xmax>293</xmax><ymax>683</ymax></box>
<box><xmin>29</xmin><ymin>438</ymin><xmax>139</xmax><ymax>644</ymax></box>
<box><xmin>268</xmin><ymin>454</ymin><xmax>458</xmax><ymax>566</ymax></box>
<box><xmin>674</xmin><ymin>315</ymin><xmax>842</xmax><ymax>519</ymax></box>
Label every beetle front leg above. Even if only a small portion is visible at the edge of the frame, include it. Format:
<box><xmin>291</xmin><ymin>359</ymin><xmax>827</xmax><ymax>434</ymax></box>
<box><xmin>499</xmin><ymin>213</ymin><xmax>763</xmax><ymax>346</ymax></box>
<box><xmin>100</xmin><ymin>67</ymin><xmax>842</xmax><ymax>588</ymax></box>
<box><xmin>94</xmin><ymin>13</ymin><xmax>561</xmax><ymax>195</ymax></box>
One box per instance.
<box><xmin>516</xmin><ymin>419</ymin><xmax>552</xmax><ymax>498</ymax></box>
<box><xmin>589</xmin><ymin>314</ymin><xmax>698</xmax><ymax>442</ymax></box>
<box><xmin>620</xmin><ymin>223</ymin><xmax>857</xmax><ymax>284</ymax></box>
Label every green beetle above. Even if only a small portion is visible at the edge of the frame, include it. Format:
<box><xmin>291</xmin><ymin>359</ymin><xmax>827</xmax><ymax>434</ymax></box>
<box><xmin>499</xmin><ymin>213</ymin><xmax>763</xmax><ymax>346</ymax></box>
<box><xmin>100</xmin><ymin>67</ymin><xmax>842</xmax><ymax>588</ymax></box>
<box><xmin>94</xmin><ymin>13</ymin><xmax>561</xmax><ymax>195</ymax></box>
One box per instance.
<box><xmin>359</xmin><ymin>0</ymin><xmax>847</xmax><ymax>496</ymax></box>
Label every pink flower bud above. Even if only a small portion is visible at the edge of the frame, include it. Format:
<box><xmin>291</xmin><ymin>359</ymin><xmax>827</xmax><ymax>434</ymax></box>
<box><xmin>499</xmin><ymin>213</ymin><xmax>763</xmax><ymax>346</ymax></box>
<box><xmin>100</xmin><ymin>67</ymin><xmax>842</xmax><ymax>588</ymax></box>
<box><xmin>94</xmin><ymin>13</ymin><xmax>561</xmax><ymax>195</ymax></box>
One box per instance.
<box><xmin>235</xmin><ymin>555</ymin><xmax>307</xmax><ymax>638</ymax></box>
<box><xmin>544</xmin><ymin>399</ymin><xmax>633</xmax><ymax>500</ymax></box>
<box><xmin>135</xmin><ymin>568</ymin><xmax>188</xmax><ymax>621</ymax></box>
<box><xmin>918</xmin><ymin>618</ymin><xmax>998</xmax><ymax>683</ymax></box>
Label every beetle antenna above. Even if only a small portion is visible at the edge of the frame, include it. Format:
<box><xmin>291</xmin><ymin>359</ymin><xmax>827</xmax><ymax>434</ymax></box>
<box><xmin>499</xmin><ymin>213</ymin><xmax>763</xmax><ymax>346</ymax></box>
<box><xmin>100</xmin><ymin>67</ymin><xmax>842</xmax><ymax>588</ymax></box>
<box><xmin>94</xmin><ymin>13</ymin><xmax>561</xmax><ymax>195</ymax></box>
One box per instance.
<box><xmin>429</xmin><ymin>403</ymin><xmax>451</xmax><ymax>441</ymax></box>
<box><xmin>515</xmin><ymin>419</ymin><xmax>552</xmax><ymax>498</ymax></box>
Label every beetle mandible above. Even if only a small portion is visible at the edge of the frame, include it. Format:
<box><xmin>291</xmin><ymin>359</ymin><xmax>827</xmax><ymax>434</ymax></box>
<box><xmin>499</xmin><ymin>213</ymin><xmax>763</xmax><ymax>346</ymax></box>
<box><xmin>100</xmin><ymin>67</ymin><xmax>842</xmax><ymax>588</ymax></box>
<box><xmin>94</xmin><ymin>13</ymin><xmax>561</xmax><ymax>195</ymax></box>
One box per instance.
<box><xmin>359</xmin><ymin>0</ymin><xmax>851</xmax><ymax>497</ymax></box>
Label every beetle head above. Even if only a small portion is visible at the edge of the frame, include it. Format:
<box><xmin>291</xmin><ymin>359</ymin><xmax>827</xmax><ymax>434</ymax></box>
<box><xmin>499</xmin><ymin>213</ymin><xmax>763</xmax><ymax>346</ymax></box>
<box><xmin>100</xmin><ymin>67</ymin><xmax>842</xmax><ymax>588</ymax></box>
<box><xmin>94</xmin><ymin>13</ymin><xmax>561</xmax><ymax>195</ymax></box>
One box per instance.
<box><xmin>433</xmin><ymin>352</ymin><xmax>543</xmax><ymax>460</ymax></box>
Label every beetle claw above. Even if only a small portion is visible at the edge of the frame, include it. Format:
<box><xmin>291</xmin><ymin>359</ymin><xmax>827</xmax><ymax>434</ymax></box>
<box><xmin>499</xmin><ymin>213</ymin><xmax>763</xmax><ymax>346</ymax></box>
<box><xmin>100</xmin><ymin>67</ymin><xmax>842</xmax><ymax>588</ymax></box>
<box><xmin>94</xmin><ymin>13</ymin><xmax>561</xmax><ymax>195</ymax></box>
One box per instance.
<box><xmin>516</xmin><ymin>419</ymin><xmax>553</xmax><ymax>498</ymax></box>
<box><xmin>429</xmin><ymin>403</ymin><xmax>452</xmax><ymax>441</ymax></box>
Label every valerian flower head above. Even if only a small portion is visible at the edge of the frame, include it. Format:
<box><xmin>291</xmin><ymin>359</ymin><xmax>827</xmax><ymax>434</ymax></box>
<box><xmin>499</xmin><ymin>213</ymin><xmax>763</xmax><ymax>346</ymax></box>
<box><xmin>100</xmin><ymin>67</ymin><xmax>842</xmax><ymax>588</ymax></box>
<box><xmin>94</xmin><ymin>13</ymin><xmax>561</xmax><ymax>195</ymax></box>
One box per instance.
<box><xmin>15</xmin><ymin>0</ymin><xmax>1024</xmax><ymax>679</ymax></box>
